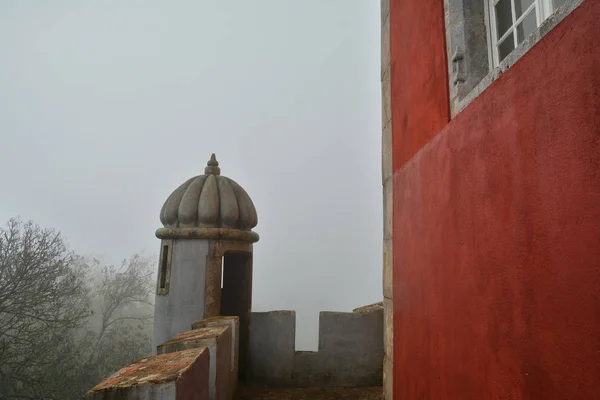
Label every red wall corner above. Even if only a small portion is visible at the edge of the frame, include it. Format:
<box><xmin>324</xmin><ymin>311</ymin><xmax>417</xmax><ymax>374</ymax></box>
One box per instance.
<box><xmin>392</xmin><ymin>0</ymin><xmax>600</xmax><ymax>398</ymax></box>
<box><xmin>389</xmin><ymin>0</ymin><xmax>450</xmax><ymax>172</ymax></box>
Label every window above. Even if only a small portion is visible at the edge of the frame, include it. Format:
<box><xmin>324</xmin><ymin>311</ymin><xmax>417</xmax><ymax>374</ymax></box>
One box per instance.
<box><xmin>157</xmin><ymin>240</ymin><xmax>173</xmax><ymax>295</ymax></box>
<box><xmin>489</xmin><ymin>0</ymin><xmax>566</xmax><ymax>66</ymax></box>
<box><xmin>444</xmin><ymin>0</ymin><xmax>578</xmax><ymax>116</ymax></box>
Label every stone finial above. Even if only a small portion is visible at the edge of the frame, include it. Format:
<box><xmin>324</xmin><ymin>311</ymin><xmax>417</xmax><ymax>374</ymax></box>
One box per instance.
<box><xmin>204</xmin><ymin>153</ymin><xmax>221</xmax><ymax>175</ymax></box>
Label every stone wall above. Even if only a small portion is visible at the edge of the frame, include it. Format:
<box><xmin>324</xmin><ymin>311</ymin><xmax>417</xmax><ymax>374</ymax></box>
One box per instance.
<box><xmin>380</xmin><ymin>0</ymin><xmax>393</xmax><ymax>398</ymax></box>
<box><xmin>85</xmin><ymin>348</ymin><xmax>210</xmax><ymax>399</ymax></box>
<box><xmin>390</xmin><ymin>1</ymin><xmax>600</xmax><ymax>397</ymax></box>
<box><xmin>249</xmin><ymin>305</ymin><xmax>383</xmax><ymax>387</ymax></box>
<box><xmin>153</xmin><ymin>239</ymin><xmax>210</xmax><ymax>353</ymax></box>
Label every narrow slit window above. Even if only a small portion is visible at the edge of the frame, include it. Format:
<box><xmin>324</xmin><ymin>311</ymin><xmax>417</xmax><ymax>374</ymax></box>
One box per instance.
<box><xmin>221</xmin><ymin>256</ymin><xmax>224</xmax><ymax>289</ymax></box>
<box><xmin>159</xmin><ymin>245</ymin><xmax>169</xmax><ymax>288</ymax></box>
<box><xmin>157</xmin><ymin>240</ymin><xmax>172</xmax><ymax>295</ymax></box>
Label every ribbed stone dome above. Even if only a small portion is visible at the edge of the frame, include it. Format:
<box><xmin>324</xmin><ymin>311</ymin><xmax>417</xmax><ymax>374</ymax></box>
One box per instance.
<box><xmin>159</xmin><ymin>154</ymin><xmax>258</xmax><ymax>231</ymax></box>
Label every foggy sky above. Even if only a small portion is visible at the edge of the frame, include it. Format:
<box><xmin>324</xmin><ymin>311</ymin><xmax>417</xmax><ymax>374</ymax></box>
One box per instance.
<box><xmin>0</xmin><ymin>1</ymin><xmax>382</xmax><ymax>350</ymax></box>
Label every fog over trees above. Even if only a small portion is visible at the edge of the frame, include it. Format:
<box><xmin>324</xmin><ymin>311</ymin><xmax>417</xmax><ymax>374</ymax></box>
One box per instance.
<box><xmin>0</xmin><ymin>218</ymin><xmax>155</xmax><ymax>399</ymax></box>
<box><xmin>0</xmin><ymin>2</ymin><xmax>382</xmax><ymax>398</ymax></box>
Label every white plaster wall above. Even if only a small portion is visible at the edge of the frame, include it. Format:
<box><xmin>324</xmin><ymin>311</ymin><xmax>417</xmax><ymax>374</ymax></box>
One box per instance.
<box><xmin>152</xmin><ymin>239</ymin><xmax>210</xmax><ymax>353</ymax></box>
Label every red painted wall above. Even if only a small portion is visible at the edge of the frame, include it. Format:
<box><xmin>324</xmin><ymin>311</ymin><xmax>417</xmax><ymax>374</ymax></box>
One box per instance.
<box><xmin>389</xmin><ymin>0</ymin><xmax>449</xmax><ymax>171</ymax></box>
<box><xmin>391</xmin><ymin>1</ymin><xmax>600</xmax><ymax>399</ymax></box>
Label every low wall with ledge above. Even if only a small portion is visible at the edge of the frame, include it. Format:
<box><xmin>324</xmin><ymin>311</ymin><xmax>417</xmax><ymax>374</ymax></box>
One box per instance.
<box><xmin>85</xmin><ymin>348</ymin><xmax>210</xmax><ymax>399</ymax></box>
<box><xmin>249</xmin><ymin>303</ymin><xmax>383</xmax><ymax>387</ymax></box>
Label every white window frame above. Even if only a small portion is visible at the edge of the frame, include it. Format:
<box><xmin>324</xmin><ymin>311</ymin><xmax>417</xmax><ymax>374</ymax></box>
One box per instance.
<box><xmin>488</xmin><ymin>0</ymin><xmax>558</xmax><ymax>66</ymax></box>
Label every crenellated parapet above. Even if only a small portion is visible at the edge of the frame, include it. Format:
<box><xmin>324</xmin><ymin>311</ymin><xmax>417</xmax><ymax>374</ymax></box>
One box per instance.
<box><xmin>249</xmin><ymin>304</ymin><xmax>383</xmax><ymax>387</ymax></box>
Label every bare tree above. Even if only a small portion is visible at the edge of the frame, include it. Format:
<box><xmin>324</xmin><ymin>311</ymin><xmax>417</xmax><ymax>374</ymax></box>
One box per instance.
<box><xmin>0</xmin><ymin>219</ymin><xmax>156</xmax><ymax>400</ymax></box>
<box><xmin>0</xmin><ymin>218</ymin><xmax>90</xmax><ymax>398</ymax></box>
<box><xmin>82</xmin><ymin>254</ymin><xmax>155</xmax><ymax>382</ymax></box>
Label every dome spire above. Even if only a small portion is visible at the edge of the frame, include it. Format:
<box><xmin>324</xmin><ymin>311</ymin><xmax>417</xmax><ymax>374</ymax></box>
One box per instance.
<box><xmin>204</xmin><ymin>153</ymin><xmax>220</xmax><ymax>175</ymax></box>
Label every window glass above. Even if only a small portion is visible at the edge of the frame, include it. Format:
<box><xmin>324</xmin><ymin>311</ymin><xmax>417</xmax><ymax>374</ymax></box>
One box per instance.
<box><xmin>515</xmin><ymin>0</ymin><xmax>535</xmax><ymax>18</ymax></box>
<box><xmin>498</xmin><ymin>35</ymin><xmax>516</xmax><ymax>62</ymax></box>
<box><xmin>495</xmin><ymin>0</ymin><xmax>514</xmax><ymax>38</ymax></box>
<box><xmin>517</xmin><ymin>10</ymin><xmax>538</xmax><ymax>42</ymax></box>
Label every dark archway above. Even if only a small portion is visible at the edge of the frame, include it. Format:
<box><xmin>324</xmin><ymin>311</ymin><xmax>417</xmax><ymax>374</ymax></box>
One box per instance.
<box><xmin>220</xmin><ymin>251</ymin><xmax>253</xmax><ymax>381</ymax></box>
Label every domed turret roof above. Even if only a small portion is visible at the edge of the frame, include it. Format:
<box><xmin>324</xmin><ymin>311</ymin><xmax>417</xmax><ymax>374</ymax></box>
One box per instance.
<box><xmin>159</xmin><ymin>154</ymin><xmax>258</xmax><ymax>231</ymax></box>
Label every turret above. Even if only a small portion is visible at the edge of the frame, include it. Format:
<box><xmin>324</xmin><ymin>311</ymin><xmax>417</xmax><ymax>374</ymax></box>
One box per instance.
<box><xmin>153</xmin><ymin>154</ymin><xmax>258</xmax><ymax>378</ymax></box>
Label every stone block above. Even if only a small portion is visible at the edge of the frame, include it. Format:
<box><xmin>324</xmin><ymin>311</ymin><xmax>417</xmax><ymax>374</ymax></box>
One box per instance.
<box><xmin>444</xmin><ymin>0</ymin><xmax>466</xmax><ymax>27</ymax></box>
<box><xmin>153</xmin><ymin>239</ymin><xmax>209</xmax><ymax>354</ymax></box>
<box><xmin>192</xmin><ymin>316</ymin><xmax>239</xmax><ymax>394</ymax></box>
<box><xmin>383</xmin><ymin>180</ymin><xmax>393</xmax><ymax>240</ymax></box>
<box><xmin>157</xmin><ymin>326</ymin><xmax>232</xmax><ymax>400</ymax></box>
<box><xmin>381</xmin><ymin>0</ymin><xmax>390</xmax><ymax>24</ymax></box>
<box><xmin>382</xmin><ymin>122</ymin><xmax>392</xmax><ymax>184</ymax></box>
<box><xmin>381</xmin><ymin>69</ymin><xmax>391</xmax><ymax>129</ymax></box>
<box><xmin>383</xmin><ymin>297</ymin><xmax>393</xmax><ymax>359</ymax></box>
<box><xmin>381</xmin><ymin>14</ymin><xmax>390</xmax><ymax>79</ymax></box>
<box><xmin>352</xmin><ymin>301</ymin><xmax>383</xmax><ymax>314</ymax></box>
<box><xmin>250</xmin><ymin>309</ymin><xmax>384</xmax><ymax>387</ymax></box>
<box><xmin>85</xmin><ymin>348</ymin><xmax>210</xmax><ymax>400</ymax></box>
<box><xmin>383</xmin><ymin>238</ymin><xmax>393</xmax><ymax>299</ymax></box>
<box><xmin>443</xmin><ymin>0</ymin><xmax>491</xmax><ymax>115</ymax></box>
<box><xmin>383</xmin><ymin>355</ymin><xmax>393</xmax><ymax>400</ymax></box>
<box><xmin>318</xmin><ymin>311</ymin><xmax>383</xmax><ymax>387</ymax></box>
<box><xmin>249</xmin><ymin>311</ymin><xmax>296</xmax><ymax>385</ymax></box>
<box><xmin>291</xmin><ymin>351</ymin><xmax>325</xmax><ymax>387</ymax></box>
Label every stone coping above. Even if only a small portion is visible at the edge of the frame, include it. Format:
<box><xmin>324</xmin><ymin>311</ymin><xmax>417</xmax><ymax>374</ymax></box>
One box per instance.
<box><xmin>192</xmin><ymin>316</ymin><xmax>240</xmax><ymax>329</ymax></box>
<box><xmin>353</xmin><ymin>302</ymin><xmax>384</xmax><ymax>314</ymax></box>
<box><xmin>156</xmin><ymin>227</ymin><xmax>259</xmax><ymax>242</ymax></box>
<box><xmin>88</xmin><ymin>348</ymin><xmax>208</xmax><ymax>390</ymax></box>
<box><xmin>158</xmin><ymin>326</ymin><xmax>229</xmax><ymax>349</ymax></box>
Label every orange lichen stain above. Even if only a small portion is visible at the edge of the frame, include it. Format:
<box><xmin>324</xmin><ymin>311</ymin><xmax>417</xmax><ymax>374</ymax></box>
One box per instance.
<box><xmin>198</xmin><ymin>316</ymin><xmax>239</xmax><ymax>324</ymax></box>
<box><xmin>88</xmin><ymin>348</ymin><xmax>208</xmax><ymax>391</ymax></box>
<box><xmin>159</xmin><ymin>326</ymin><xmax>227</xmax><ymax>347</ymax></box>
<box><xmin>353</xmin><ymin>302</ymin><xmax>384</xmax><ymax>314</ymax></box>
<box><xmin>192</xmin><ymin>315</ymin><xmax>238</xmax><ymax>330</ymax></box>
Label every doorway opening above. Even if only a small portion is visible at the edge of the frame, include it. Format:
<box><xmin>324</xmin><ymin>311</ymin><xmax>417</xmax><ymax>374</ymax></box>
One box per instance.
<box><xmin>220</xmin><ymin>251</ymin><xmax>253</xmax><ymax>381</ymax></box>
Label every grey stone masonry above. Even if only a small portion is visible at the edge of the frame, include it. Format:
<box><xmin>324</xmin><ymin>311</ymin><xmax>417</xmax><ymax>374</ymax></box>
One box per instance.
<box><xmin>157</xmin><ymin>326</ymin><xmax>233</xmax><ymax>400</ymax></box>
<box><xmin>192</xmin><ymin>316</ymin><xmax>240</xmax><ymax>396</ymax></box>
<box><xmin>381</xmin><ymin>0</ymin><xmax>393</xmax><ymax>398</ymax></box>
<box><xmin>153</xmin><ymin>239</ymin><xmax>210</xmax><ymax>354</ymax></box>
<box><xmin>444</xmin><ymin>0</ymin><xmax>491</xmax><ymax>115</ymax></box>
<box><xmin>249</xmin><ymin>307</ymin><xmax>383</xmax><ymax>387</ymax></box>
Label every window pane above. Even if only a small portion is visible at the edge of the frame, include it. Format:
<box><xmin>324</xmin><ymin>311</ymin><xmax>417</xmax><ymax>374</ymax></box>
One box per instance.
<box><xmin>517</xmin><ymin>9</ymin><xmax>537</xmax><ymax>43</ymax></box>
<box><xmin>515</xmin><ymin>0</ymin><xmax>535</xmax><ymax>18</ymax></box>
<box><xmin>498</xmin><ymin>34</ymin><xmax>516</xmax><ymax>63</ymax></box>
<box><xmin>553</xmin><ymin>0</ymin><xmax>567</xmax><ymax>9</ymax></box>
<box><xmin>495</xmin><ymin>0</ymin><xmax>513</xmax><ymax>38</ymax></box>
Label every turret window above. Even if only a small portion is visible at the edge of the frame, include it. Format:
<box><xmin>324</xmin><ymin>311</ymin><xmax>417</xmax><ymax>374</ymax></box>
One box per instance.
<box><xmin>157</xmin><ymin>240</ymin><xmax>173</xmax><ymax>295</ymax></box>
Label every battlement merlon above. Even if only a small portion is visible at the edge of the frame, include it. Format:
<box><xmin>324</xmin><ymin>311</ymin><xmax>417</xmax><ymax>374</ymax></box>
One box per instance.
<box><xmin>249</xmin><ymin>305</ymin><xmax>383</xmax><ymax>387</ymax></box>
